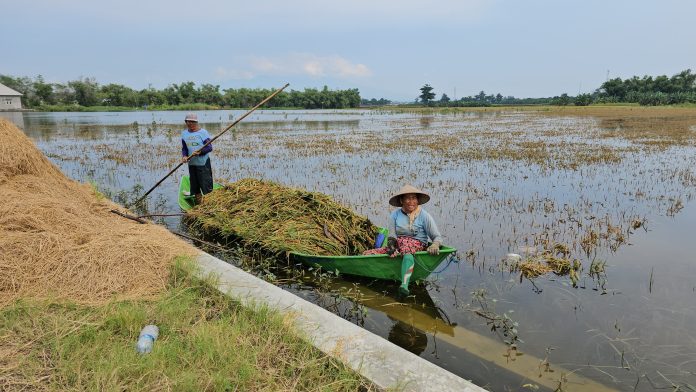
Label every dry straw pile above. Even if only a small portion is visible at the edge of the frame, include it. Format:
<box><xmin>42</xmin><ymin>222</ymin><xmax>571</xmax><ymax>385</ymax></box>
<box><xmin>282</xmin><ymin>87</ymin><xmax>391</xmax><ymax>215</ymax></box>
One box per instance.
<box><xmin>186</xmin><ymin>179</ymin><xmax>379</xmax><ymax>256</ymax></box>
<box><xmin>0</xmin><ymin>119</ymin><xmax>195</xmax><ymax>307</ymax></box>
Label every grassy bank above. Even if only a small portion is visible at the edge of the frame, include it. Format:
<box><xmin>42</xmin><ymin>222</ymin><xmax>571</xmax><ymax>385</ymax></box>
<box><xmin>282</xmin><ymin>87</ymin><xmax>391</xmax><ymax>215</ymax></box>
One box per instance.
<box><xmin>0</xmin><ymin>258</ymin><xmax>374</xmax><ymax>391</ymax></box>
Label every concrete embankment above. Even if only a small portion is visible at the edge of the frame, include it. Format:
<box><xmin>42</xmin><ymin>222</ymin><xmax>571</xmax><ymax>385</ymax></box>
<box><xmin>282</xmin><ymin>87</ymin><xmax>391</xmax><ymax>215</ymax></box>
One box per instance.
<box><xmin>196</xmin><ymin>253</ymin><xmax>487</xmax><ymax>392</ymax></box>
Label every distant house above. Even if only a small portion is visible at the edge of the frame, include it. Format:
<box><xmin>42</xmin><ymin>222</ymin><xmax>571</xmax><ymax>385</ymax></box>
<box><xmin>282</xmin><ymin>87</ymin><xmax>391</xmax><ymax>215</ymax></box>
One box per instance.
<box><xmin>0</xmin><ymin>83</ymin><xmax>23</xmax><ymax>110</ymax></box>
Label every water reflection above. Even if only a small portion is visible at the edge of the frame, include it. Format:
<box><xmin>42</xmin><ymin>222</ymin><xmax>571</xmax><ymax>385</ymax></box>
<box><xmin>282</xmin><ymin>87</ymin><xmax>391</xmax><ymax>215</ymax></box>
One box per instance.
<box><xmin>388</xmin><ymin>320</ymin><xmax>428</xmax><ymax>355</ymax></box>
<box><xmin>0</xmin><ymin>111</ymin><xmax>25</xmax><ymax>129</ymax></box>
<box><xmin>419</xmin><ymin>115</ymin><xmax>433</xmax><ymax>128</ymax></box>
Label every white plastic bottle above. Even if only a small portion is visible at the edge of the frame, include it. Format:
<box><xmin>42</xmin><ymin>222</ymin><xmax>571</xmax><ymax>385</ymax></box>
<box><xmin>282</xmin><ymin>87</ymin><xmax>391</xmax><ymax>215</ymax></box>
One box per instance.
<box><xmin>135</xmin><ymin>325</ymin><xmax>159</xmax><ymax>354</ymax></box>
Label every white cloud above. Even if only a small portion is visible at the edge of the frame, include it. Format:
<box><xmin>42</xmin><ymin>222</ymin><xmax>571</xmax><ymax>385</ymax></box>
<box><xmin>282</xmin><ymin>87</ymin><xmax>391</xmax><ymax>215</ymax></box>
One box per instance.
<box><xmin>217</xmin><ymin>53</ymin><xmax>372</xmax><ymax>80</ymax></box>
<box><xmin>303</xmin><ymin>61</ymin><xmax>324</xmax><ymax>77</ymax></box>
<box><xmin>332</xmin><ymin>57</ymin><xmax>372</xmax><ymax>77</ymax></box>
<box><xmin>249</xmin><ymin>58</ymin><xmax>282</xmax><ymax>73</ymax></box>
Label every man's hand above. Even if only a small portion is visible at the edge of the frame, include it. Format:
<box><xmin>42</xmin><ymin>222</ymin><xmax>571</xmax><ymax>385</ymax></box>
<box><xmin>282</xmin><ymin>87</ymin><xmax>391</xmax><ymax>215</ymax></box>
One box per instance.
<box><xmin>427</xmin><ymin>241</ymin><xmax>441</xmax><ymax>255</ymax></box>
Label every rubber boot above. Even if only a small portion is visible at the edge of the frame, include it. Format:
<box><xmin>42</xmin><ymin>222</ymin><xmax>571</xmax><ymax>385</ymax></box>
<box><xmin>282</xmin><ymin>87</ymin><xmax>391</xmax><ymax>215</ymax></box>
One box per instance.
<box><xmin>194</xmin><ymin>193</ymin><xmax>203</xmax><ymax>205</ymax></box>
<box><xmin>399</xmin><ymin>253</ymin><xmax>415</xmax><ymax>298</ymax></box>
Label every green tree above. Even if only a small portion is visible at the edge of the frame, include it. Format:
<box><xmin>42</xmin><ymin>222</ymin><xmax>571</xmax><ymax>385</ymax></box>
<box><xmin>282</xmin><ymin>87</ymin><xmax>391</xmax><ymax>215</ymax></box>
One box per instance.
<box><xmin>599</xmin><ymin>78</ymin><xmax>626</xmax><ymax>100</ymax></box>
<box><xmin>162</xmin><ymin>85</ymin><xmax>181</xmax><ymax>105</ymax></box>
<box><xmin>319</xmin><ymin>85</ymin><xmax>332</xmax><ymax>108</ymax></box>
<box><xmin>176</xmin><ymin>81</ymin><xmax>197</xmax><ymax>104</ymax></box>
<box><xmin>597</xmin><ymin>69</ymin><xmax>696</xmax><ymax>105</ymax></box>
<box><xmin>419</xmin><ymin>84</ymin><xmax>435</xmax><ymax>104</ymax></box>
<box><xmin>68</xmin><ymin>77</ymin><xmax>99</xmax><ymax>106</ymax></box>
<box><xmin>198</xmin><ymin>83</ymin><xmax>223</xmax><ymax>105</ymax></box>
<box><xmin>52</xmin><ymin>83</ymin><xmax>75</xmax><ymax>105</ymax></box>
<box><xmin>99</xmin><ymin>83</ymin><xmax>137</xmax><ymax>106</ymax></box>
<box><xmin>670</xmin><ymin>69</ymin><xmax>696</xmax><ymax>92</ymax></box>
<box><xmin>574</xmin><ymin>93</ymin><xmax>593</xmax><ymax>106</ymax></box>
<box><xmin>551</xmin><ymin>93</ymin><xmax>570</xmax><ymax>106</ymax></box>
<box><xmin>33</xmin><ymin>75</ymin><xmax>55</xmax><ymax>105</ymax></box>
<box><xmin>138</xmin><ymin>85</ymin><xmax>166</xmax><ymax>107</ymax></box>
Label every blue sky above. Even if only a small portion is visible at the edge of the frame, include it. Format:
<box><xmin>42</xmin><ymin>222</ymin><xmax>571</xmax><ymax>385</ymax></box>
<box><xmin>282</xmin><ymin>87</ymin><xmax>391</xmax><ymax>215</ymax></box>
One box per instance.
<box><xmin>2</xmin><ymin>0</ymin><xmax>695</xmax><ymax>101</ymax></box>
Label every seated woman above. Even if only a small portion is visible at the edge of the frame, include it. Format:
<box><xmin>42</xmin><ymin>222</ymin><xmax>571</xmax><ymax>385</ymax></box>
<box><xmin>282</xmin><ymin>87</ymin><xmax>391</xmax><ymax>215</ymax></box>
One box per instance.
<box><xmin>364</xmin><ymin>184</ymin><xmax>443</xmax><ymax>297</ymax></box>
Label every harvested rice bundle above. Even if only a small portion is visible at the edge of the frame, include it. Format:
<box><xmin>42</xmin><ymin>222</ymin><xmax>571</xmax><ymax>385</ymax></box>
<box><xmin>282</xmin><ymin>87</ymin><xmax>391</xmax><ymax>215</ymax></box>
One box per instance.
<box><xmin>0</xmin><ymin>119</ymin><xmax>195</xmax><ymax>307</ymax></box>
<box><xmin>186</xmin><ymin>179</ymin><xmax>379</xmax><ymax>256</ymax></box>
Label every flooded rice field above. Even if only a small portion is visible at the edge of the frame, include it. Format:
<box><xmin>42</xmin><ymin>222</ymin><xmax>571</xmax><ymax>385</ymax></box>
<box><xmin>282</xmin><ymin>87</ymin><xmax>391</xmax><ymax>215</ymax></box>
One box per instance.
<box><xmin>5</xmin><ymin>107</ymin><xmax>696</xmax><ymax>391</ymax></box>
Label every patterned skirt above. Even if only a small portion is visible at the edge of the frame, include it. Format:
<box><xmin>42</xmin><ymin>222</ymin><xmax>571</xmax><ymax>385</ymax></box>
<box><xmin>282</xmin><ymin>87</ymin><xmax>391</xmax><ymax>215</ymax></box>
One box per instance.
<box><xmin>363</xmin><ymin>236</ymin><xmax>426</xmax><ymax>256</ymax></box>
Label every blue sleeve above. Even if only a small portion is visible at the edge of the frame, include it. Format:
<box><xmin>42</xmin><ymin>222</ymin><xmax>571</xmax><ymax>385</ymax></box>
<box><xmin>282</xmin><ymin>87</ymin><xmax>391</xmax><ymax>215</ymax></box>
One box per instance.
<box><xmin>199</xmin><ymin>138</ymin><xmax>213</xmax><ymax>155</ymax></box>
<box><xmin>181</xmin><ymin>139</ymin><xmax>189</xmax><ymax>157</ymax></box>
<box><xmin>389</xmin><ymin>209</ymin><xmax>399</xmax><ymax>238</ymax></box>
<box><xmin>423</xmin><ymin>211</ymin><xmax>443</xmax><ymax>243</ymax></box>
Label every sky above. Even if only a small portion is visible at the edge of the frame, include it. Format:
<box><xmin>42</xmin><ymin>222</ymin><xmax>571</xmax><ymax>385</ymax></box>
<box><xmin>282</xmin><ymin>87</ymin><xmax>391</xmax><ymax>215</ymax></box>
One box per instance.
<box><xmin>2</xmin><ymin>0</ymin><xmax>696</xmax><ymax>101</ymax></box>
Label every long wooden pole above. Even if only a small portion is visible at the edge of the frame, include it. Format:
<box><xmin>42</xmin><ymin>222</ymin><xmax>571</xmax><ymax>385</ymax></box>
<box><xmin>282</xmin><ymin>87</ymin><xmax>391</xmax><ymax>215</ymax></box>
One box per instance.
<box><xmin>129</xmin><ymin>83</ymin><xmax>290</xmax><ymax>207</ymax></box>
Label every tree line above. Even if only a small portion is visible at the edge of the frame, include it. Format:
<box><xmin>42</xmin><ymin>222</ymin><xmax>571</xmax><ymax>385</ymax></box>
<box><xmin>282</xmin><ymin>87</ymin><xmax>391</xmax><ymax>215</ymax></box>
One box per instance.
<box><xmin>360</xmin><ymin>97</ymin><xmax>392</xmax><ymax>106</ymax></box>
<box><xmin>416</xmin><ymin>69</ymin><xmax>696</xmax><ymax>107</ymax></box>
<box><xmin>0</xmin><ymin>75</ymin><xmax>361</xmax><ymax>110</ymax></box>
<box><xmin>596</xmin><ymin>69</ymin><xmax>696</xmax><ymax>105</ymax></box>
<box><xmin>4</xmin><ymin>69</ymin><xmax>694</xmax><ymax>110</ymax></box>
<box><xmin>416</xmin><ymin>84</ymin><xmax>558</xmax><ymax>107</ymax></box>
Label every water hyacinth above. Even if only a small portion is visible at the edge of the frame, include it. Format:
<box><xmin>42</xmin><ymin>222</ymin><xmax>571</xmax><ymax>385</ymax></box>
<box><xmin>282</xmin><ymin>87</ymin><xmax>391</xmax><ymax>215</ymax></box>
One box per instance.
<box><xmin>185</xmin><ymin>178</ymin><xmax>380</xmax><ymax>256</ymax></box>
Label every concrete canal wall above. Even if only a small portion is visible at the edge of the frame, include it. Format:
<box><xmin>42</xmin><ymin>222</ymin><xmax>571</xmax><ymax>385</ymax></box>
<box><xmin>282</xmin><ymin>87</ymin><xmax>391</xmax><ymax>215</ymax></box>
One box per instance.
<box><xmin>195</xmin><ymin>252</ymin><xmax>487</xmax><ymax>392</ymax></box>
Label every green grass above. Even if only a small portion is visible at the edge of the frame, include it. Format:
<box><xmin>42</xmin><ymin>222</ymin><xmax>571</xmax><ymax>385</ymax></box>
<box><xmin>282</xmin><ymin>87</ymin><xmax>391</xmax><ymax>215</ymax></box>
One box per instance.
<box><xmin>0</xmin><ymin>258</ymin><xmax>374</xmax><ymax>391</ymax></box>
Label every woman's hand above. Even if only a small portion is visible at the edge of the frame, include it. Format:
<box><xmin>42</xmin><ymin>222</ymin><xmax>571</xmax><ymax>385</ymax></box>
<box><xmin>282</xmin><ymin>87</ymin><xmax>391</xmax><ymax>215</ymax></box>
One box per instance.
<box><xmin>427</xmin><ymin>241</ymin><xmax>441</xmax><ymax>255</ymax></box>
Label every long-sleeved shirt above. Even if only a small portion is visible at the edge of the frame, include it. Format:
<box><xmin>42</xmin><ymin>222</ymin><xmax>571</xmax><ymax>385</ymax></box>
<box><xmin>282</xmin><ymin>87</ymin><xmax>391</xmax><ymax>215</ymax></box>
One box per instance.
<box><xmin>181</xmin><ymin>128</ymin><xmax>212</xmax><ymax>166</ymax></box>
<box><xmin>389</xmin><ymin>208</ymin><xmax>443</xmax><ymax>245</ymax></box>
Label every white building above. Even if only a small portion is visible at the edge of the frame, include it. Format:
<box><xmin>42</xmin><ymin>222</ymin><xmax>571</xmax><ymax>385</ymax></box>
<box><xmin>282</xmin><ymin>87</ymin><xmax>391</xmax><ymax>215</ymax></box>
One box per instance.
<box><xmin>0</xmin><ymin>83</ymin><xmax>23</xmax><ymax>110</ymax></box>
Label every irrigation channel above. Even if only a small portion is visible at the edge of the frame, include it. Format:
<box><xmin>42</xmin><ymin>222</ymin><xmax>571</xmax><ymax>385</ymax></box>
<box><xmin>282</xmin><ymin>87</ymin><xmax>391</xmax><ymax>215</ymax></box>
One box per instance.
<box><xmin>5</xmin><ymin>108</ymin><xmax>696</xmax><ymax>391</ymax></box>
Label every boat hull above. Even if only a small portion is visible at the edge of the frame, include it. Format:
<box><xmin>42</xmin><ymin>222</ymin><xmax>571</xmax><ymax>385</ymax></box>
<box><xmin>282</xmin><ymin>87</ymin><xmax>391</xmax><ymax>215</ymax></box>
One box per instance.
<box><xmin>178</xmin><ymin>175</ymin><xmax>223</xmax><ymax>211</ymax></box>
<box><xmin>291</xmin><ymin>246</ymin><xmax>457</xmax><ymax>282</ymax></box>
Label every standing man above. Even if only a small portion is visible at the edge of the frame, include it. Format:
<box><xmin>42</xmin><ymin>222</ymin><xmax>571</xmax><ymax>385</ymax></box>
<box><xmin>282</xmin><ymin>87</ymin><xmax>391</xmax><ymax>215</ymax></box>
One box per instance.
<box><xmin>181</xmin><ymin>113</ymin><xmax>213</xmax><ymax>204</ymax></box>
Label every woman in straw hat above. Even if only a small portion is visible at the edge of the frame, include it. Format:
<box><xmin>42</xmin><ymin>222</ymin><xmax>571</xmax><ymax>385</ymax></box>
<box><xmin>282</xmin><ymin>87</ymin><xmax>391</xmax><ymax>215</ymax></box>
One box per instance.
<box><xmin>364</xmin><ymin>184</ymin><xmax>443</xmax><ymax>297</ymax></box>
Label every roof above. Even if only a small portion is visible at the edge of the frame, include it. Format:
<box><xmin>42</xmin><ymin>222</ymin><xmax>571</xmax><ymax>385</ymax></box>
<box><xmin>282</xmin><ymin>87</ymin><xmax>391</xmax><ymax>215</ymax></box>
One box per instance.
<box><xmin>0</xmin><ymin>83</ymin><xmax>23</xmax><ymax>96</ymax></box>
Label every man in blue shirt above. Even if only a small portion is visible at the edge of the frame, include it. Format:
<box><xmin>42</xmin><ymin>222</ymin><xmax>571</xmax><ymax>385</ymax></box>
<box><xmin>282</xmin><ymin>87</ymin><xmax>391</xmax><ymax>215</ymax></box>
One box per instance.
<box><xmin>181</xmin><ymin>113</ymin><xmax>213</xmax><ymax>205</ymax></box>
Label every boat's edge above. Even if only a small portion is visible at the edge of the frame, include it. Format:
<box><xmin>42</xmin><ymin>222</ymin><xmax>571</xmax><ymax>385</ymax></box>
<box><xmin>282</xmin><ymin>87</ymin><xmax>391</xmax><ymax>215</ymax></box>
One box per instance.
<box><xmin>290</xmin><ymin>247</ymin><xmax>457</xmax><ymax>282</ymax></box>
<box><xmin>290</xmin><ymin>246</ymin><xmax>457</xmax><ymax>260</ymax></box>
<box><xmin>178</xmin><ymin>175</ymin><xmax>224</xmax><ymax>211</ymax></box>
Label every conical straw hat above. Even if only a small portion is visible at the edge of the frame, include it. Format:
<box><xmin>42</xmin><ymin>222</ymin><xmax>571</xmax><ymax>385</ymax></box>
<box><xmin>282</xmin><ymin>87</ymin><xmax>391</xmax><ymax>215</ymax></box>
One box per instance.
<box><xmin>389</xmin><ymin>184</ymin><xmax>430</xmax><ymax>207</ymax></box>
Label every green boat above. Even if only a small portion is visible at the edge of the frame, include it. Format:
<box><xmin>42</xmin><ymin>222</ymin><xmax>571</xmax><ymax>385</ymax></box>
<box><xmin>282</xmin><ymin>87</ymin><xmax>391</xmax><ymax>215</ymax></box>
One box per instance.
<box><xmin>178</xmin><ymin>175</ymin><xmax>223</xmax><ymax>211</ymax></box>
<box><xmin>178</xmin><ymin>176</ymin><xmax>456</xmax><ymax>281</ymax></box>
<box><xmin>290</xmin><ymin>246</ymin><xmax>457</xmax><ymax>282</ymax></box>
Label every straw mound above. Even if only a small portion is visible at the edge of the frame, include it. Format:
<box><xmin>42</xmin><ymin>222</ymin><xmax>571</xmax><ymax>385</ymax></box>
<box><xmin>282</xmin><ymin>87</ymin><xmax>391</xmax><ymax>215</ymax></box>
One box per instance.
<box><xmin>186</xmin><ymin>178</ymin><xmax>379</xmax><ymax>256</ymax></box>
<box><xmin>0</xmin><ymin>119</ymin><xmax>195</xmax><ymax>307</ymax></box>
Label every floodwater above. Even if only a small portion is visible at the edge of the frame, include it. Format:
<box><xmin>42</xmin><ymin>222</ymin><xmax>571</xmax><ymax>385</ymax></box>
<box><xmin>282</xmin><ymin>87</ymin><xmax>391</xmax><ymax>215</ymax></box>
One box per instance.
<box><xmin>4</xmin><ymin>108</ymin><xmax>696</xmax><ymax>391</ymax></box>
